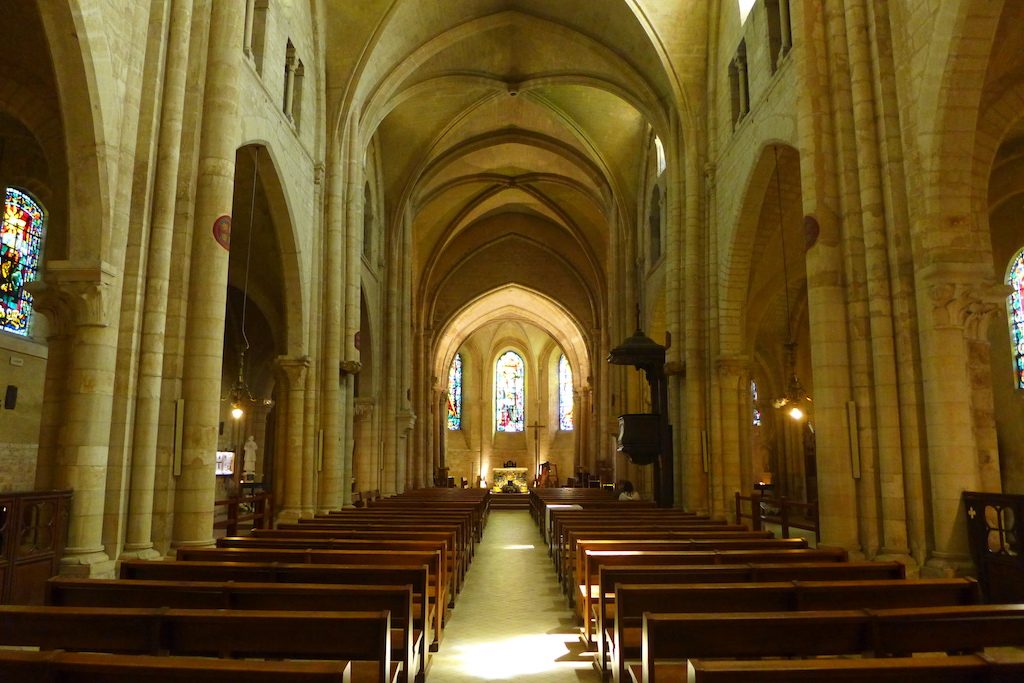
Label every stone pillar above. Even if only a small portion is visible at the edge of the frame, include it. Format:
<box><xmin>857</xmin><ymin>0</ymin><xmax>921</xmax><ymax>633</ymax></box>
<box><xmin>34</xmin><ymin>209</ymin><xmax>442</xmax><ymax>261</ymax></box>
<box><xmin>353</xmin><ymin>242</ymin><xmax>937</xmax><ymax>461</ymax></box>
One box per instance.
<box><xmin>172</xmin><ymin>0</ymin><xmax>244</xmax><ymax>550</ymax></box>
<box><xmin>919</xmin><ymin>266</ymin><xmax>1005</xmax><ymax>575</ymax></box>
<box><xmin>717</xmin><ymin>356</ymin><xmax>748</xmax><ymax>513</ymax></box>
<box><xmin>319</xmin><ymin>158</ymin><xmax>344</xmax><ymax>511</ymax></box>
<box><xmin>796</xmin><ymin>0</ymin><xmax>860</xmax><ymax>554</ymax></box>
<box><xmin>283</xmin><ymin>47</ymin><xmax>297</xmax><ymax>120</ymax></box>
<box><xmin>354</xmin><ymin>398</ymin><xmax>374</xmax><ymax>489</ymax></box>
<box><xmin>123</xmin><ymin>0</ymin><xmax>194</xmax><ymax>560</ymax></box>
<box><xmin>277</xmin><ymin>356</ymin><xmax>309</xmax><ymax>521</ymax></box>
<box><xmin>301</xmin><ymin>365</ymin><xmax>318</xmax><ymax>517</ymax></box>
<box><xmin>30</xmin><ymin>263</ymin><xmax>119</xmax><ymax>576</ymax></box>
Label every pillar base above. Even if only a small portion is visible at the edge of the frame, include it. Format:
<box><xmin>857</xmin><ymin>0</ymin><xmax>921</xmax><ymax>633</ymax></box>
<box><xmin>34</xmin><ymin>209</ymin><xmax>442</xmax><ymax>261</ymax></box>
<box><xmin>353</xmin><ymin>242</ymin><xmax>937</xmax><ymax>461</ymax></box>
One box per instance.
<box><xmin>59</xmin><ymin>549</ymin><xmax>116</xmax><ymax>579</ymax></box>
<box><xmin>875</xmin><ymin>551</ymin><xmax>919</xmax><ymax>578</ymax></box>
<box><xmin>277</xmin><ymin>508</ymin><xmax>302</xmax><ymax>524</ymax></box>
<box><xmin>119</xmin><ymin>545</ymin><xmax>164</xmax><ymax>562</ymax></box>
<box><xmin>921</xmin><ymin>552</ymin><xmax>974</xmax><ymax>578</ymax></box>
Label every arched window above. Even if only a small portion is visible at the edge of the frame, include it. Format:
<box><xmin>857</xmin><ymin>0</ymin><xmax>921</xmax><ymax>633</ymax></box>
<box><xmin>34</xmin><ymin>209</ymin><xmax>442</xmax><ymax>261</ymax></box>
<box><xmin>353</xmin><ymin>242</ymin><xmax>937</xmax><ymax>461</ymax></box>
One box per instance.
<box><xmin>654</xmin><ymin>135</ymin><xmax>666</xmax><ymax>176</ymax></box>
<box><xmin>649</xmin><ymin>185</ymin><xmax>662</xmax><ymax>263</ymax></box>
<box><xmin>1</xmin><ymin>187</ymin><xmax>45</xmax><ymax>336</ymax></box>
<box><xmin>362</xmin><ymin>183</ymin><xmax>373</xmax><ymax>257</ymax></box>
<box><xmin>447</xmin><ymin>353</ymin><xmax>463</xmax><ymax>430</ymax></box>
<box><xmin>751</xmin><ymin>379</ymin><xmax>762</xmax><ymax>426</ymax></box>
<box><xmin>1007</xmin><ymin>248</ymin><xmax>1024</xmax><ymax>389</ymax></box>
<box><xmin>558</xmin><ymin>355</ymin><xmax>574</xmax><ymax>431</ymax></box>
<box><xmin>495</xmin><ymin>350</ymin><xmax>525</xmax><ymax>432</ymax></box>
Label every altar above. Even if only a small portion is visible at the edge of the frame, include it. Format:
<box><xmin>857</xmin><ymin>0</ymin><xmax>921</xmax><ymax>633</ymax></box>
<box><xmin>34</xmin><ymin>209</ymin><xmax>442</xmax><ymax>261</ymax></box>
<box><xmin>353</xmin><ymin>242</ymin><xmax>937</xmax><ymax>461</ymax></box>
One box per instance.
<box><xmin>491</xmin><ymin>467</ymin><xmax>529</xmax><ymax>493</ymax></box>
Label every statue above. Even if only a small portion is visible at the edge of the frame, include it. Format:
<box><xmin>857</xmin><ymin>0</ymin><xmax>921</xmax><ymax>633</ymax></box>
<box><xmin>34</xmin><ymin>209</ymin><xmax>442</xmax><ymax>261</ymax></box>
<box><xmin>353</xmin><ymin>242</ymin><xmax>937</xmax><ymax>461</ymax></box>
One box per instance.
<box><xmin>243</xmin><ymin>435</ymin><xmax>258</xmax><ymax>480</ymax></box>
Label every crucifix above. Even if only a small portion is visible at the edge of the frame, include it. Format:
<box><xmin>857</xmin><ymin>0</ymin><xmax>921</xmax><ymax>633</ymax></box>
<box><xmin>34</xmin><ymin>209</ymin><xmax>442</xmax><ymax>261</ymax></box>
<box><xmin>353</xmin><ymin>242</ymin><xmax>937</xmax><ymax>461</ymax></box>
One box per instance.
<box><xmin>527</xmin><ymin>420</ymin><xmax>546</xmax><ymax>483</ymax></box>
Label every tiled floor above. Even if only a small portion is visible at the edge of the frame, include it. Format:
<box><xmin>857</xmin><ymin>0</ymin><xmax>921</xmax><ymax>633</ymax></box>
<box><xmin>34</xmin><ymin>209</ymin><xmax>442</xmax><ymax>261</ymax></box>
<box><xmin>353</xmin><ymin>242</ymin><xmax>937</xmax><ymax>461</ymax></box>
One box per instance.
<box><xmin>429</xmin><ymin>510</ymin><xmax>602</xmax><ymax>682</ymax></box>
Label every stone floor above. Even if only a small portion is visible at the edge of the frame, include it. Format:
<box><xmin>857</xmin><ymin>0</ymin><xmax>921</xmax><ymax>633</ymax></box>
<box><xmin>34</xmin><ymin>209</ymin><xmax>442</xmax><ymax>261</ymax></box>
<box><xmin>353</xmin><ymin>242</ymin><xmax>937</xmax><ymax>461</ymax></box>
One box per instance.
<box><xmin>429</xmin><ymin>510</ymin><xmax>602</xmax><ymax>682</ymax></box>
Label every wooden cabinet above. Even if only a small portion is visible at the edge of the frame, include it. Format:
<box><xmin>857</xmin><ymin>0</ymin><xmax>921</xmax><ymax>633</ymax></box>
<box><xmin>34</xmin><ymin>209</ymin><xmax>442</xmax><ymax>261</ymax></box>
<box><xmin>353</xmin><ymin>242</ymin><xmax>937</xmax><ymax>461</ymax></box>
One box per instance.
<box><xmin>0</xmin><ymin>490</ymin><xmax>71</xmax><ymax>604</ymax></box>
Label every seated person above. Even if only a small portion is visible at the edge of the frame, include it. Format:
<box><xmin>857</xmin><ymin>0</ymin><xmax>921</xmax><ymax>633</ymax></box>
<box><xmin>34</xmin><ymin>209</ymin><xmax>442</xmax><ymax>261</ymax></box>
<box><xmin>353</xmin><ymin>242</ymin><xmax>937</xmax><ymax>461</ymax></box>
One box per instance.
<box><xmin>618</xmin><ymin>480</ymin><xmax>641</xmax><ymax>501</ymax></box>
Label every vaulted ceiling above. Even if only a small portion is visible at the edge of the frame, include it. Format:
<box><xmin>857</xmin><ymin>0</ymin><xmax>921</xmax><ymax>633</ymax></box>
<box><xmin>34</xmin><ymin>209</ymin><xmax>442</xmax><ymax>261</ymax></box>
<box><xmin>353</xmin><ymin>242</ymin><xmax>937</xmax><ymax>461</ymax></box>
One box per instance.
<box><xmin>324</xmin><ymin>0</ymin><xmax>686</xmax><ymax>364</ymax></box>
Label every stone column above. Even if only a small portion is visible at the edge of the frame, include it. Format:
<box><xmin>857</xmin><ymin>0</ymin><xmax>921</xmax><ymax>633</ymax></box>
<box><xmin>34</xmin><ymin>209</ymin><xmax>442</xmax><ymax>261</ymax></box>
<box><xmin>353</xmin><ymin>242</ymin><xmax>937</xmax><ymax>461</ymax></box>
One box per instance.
<box><xmin>123</xmin><ymin>0</ymin><xmax>194</xmax><ymax>560</ymax></box>
<box><xmin>354</xmin><ymin>398</ymin><xmax>374</xmax><ymax>489</ymax></box>
<box><xmin>796</xmin><ymin>0</ymin><xmax>860</xmax><ymax>554</ymax></box>
<box><xmin>919</xmin><ymin>266</ymin><xmax>1005</xmax><ymax>575</ymax></box>
<box><xmin>276</xmin><ymin>356</ymin><xmax>309</xmax><ymax>521</ymax></box>
<box><xmin>172</xmin><ymin>0</ymin><xmax>244</xmax><ymax>550</ymax></box>
<box><xmin>779</xmin><ymin>0</ymin><xmax>793</xmax><ymax>57</ymax></box>
<box><xmin>717</xmin><ymin>356</ymin><xmax>748</xmax><ymax>512</ymax></box>
<box><xmin>319</xmin><ymin>158</ymin><xmax>344</xmax><ymax>512</ymax></box>
<box><xmin>30</xmin><ymin>263</ymin><xmax>119</xmax><ymax>576</ymax></box>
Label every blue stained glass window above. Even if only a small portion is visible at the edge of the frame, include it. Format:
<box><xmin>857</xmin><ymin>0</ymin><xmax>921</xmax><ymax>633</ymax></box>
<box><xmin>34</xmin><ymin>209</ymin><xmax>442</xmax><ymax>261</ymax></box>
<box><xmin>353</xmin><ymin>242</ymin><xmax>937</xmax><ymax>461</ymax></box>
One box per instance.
<box><xmin>1008</xmin><ymin>249</ymin><xmax>1024</xmax><ymax>390</ymax></box>
<box><xmin>495</xmin><ymin>351</ymin><xmax>524</xmax><ymax>432</ymax></box>
<box><xmin>558</xmin><ymin>355</ymin><xmax>574</xmax><ymax>431</ymax></box>
<box><xmin>1</xmin><ymin>188</ymin><xmax>45</xmax><ymax>336</ymax></box>
<box><xmin>447</xmin><ymin>353</ymin><xmax>463</xmax><ymax>430</ymax></box>
<box><xmin>751</xmin><ymin>379</ymin><xmax>762</xmax><ymax>426</ymax></box>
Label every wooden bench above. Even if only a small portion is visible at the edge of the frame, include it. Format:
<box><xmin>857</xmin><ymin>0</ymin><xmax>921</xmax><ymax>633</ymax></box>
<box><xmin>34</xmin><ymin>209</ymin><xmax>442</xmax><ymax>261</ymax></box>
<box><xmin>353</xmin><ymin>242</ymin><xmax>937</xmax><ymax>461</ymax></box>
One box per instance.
<box><xmin>637</xmin><ymin>604</ymin><xmax>1024</xmax><ymax>683</ymax></box>
<box><xmin>557</xmin><ymin>528</ymin><xmax>772</xmax><ymax>586</ymax></box>
<box><xmin>255</xmin><ymin>527</ymin><xmax>467</xmax><ymax>585</ymax></box>
<box><xmin>119</xmin><ymin>560</ymin><xmax>433</xmax><ymax>655</ymax></box>
<box><xmin>217</xmin><ymin>536</ymin><xmax>461</xmax><ymax>601</ymax></box>
<box><xmin>589</xmin><ymin>561</ymin><xmax>906</xmax><ymax>664</ymax></box>
<box><xmin>175</xmin><ymin>546</ymin><xmax>446</xmax><ymax>647</ymax></box>
<box><xmin>687</xmin><ymin>654</ymin><xmax>1024</xmax><ymax>683</ymax></box>
<box><xmin>608</xmin><ymin>578</ymin><xmax>980</xmax><ymax>682</ymax></box>
<box><xmin>47</xmin><ymin>577</ymin><xmax>422</xmax><ymax>683</ymax></box>
<box><xmin>308</xmin><ymin>513</ymin><xmax>475</xmax><ymax>558</ymax></box>
<box><xmin>0</xmin><ymin>605</ymin><xmax>398</xmax><ymax>683</ymax></box>
<box><xmin>0</xmin><ymin>650</ymin><xmax>353</xmax><ymax>682</ymax></box>
<box><xmin>569</xmin><ymin>537</ymin><xmax>808</xmax><ymax>599</ymax></box>
<box><xmin>580</xmin><ymin>547</ymin><xmax>848</xmax><ymax>617</ymax></box>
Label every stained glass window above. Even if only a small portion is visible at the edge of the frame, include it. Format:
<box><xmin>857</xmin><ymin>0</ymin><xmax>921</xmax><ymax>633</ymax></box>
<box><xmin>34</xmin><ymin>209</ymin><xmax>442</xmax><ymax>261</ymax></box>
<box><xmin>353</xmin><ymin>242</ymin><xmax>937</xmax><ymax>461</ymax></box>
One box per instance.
<box><xmin>751</xmin><ymin>379</ymin><xmax>762</xmax><ymax>426</ymax></box>
<box><xmin>558</xmin><ymin>355</ymin><xmax>574</xmax><ymax>431</ymax></box>
<box><xmin>1008</xmin><ymin>248</ymin><xmax>1024</xmax><ymax>389</ymax></box>
<box><xmin>1</xmin><ymin>188</ymin><xmax>45</xmax><ymax>336</ymax></box>
<box><xmin>447</xmin><ymin>353</ymin><xmax>463</xmax><ymax>430</ymax></box>
<box><xmin>495</xmin><ymin>350</ymin><xmax>524</xmax><ymax>432</ymax></box>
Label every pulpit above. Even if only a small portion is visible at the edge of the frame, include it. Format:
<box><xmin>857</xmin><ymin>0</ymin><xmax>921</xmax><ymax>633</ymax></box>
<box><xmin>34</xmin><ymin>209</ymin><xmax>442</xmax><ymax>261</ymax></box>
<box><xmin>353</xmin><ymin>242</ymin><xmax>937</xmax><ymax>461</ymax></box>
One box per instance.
<box><xmin>491</xmin><ymin>467</ymin><xmax>529</xmax><ymax>493</ymax></box>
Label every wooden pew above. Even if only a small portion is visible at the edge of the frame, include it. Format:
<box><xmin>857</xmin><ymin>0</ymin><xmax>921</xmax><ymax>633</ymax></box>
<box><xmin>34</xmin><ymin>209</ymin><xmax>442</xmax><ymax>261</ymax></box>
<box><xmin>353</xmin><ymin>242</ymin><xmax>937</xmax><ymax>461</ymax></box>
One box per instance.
<box><xmin>119</xmin><ymin>560</ymin><xmax>433</xmax><ymax>657</ymax></box>
<box><xmin>547</xmin><ymin>510</ymin><xmax>707</xmax><ymax>552</ymax></box>
<box><xmin>175</xmin><ymin>546</ymin><xmax>446</xmax><ymax>647</ymax></box>
<box><xmin>217</xmin><ymin>535</ymin><xmax>461</xmax><ymax>601</ymax></box>
<box><xmin>570</xmin><ymin>537</ymin><xmax>808</xmax><ymax>598</ymax></box>
<box><xmin>0</xmin><ymin>605</ymin><xmax>398</xmax><ymax>683</ymax></box>
<box><xmin>0</xmin><ymin>650</ymin><xmax>354</xmax><ymax>682</ymax></box>
<box><xmin>579</xmin><ymin>547</ymin><xmax>848</xmax><ymax>618</ymax></box>
<box><xmin>638</xmin><ymin>604</ymin><xmax>1024</xmax><ymax>683</ymax></box>
<box><xmin>589</xmin><ymin>561</ymin><xmax>906</xmax><ymax>664</ymax></box>
<box><xmin>557</xmin><ymin>528</ymin><xmax>771</xmax><ymax>585</ymax></box>
<box><xmin>308</xmin><ymin>513</ymin><xmax>474</xmax><ymax>558</ymax></box>
<box><xmin>608</xmin><ymin>578</ymin><xmax>980</xmax><ymax>681</ymax></box>
<box><xmin>254</xmin><ymin>527</ymin><xmax>467</xmax><ymax>586</ymax></box>
<box><xmin>688</xmin><ymin>654</ymin><xmax>1024</xmax><ymax>683</ymax></box>
<box><xmin>46</xmin><ymin>577</ymin><xmax>422</xmax><ymax>683</ymax></box>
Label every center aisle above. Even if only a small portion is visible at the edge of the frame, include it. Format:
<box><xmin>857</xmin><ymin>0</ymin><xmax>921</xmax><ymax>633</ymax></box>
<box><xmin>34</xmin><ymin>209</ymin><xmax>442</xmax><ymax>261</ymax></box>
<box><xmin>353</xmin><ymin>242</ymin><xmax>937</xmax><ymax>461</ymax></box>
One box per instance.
<box><xmin>430</xmin><ymin>509</ymin><xmax>602</xmax><ymax>682</ymax></box>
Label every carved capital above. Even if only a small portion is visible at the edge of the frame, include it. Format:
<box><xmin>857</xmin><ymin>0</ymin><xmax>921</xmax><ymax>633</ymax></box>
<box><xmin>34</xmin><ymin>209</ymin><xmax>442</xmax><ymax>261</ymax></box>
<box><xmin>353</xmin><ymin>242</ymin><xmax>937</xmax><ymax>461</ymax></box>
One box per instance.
<box><xmin>923</xmin><ymin>264</ymin><xmax>1009</xmax><ymax>338</ymax></box>
<box><xmin>354</xmin><ymin>397</ymin><xmax>375</xmax><ymax>421</ymax></box>
<box><xmin>664</xmin><ymin>360</ymin><xmax>686</xmax><ymax>377</ymax></box>
<box><xmin>276</xmin><ymin>355</ymin><xmax>311</xmax><ymax>388</ymax></box>
<box><xmin>339</xmin><ymin>359</ymin><xmax>363</xmax><ymax>375</ymax></box>
<box><xmin>27</xmin><ymin>261</ymin><xmax>119</xmax><ymax>334</ymax></box>
<box><xmin>397</xmin><ymin>409</ymin><xmax>417</xmax><ymax>434</ymax></box>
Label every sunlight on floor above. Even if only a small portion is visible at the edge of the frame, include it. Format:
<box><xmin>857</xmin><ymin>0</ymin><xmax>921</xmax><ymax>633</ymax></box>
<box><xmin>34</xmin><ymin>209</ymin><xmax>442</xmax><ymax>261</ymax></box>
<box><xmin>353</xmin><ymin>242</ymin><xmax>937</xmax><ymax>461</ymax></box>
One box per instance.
<box><xmin>452</xmin><ymin>633</ymin><xmax>591</xmax><ymax>680</ymax></box>
<box><xmin>500</xmin><ymin>544</ymin><xmax>535</xmax><ymax>550</ymax></box>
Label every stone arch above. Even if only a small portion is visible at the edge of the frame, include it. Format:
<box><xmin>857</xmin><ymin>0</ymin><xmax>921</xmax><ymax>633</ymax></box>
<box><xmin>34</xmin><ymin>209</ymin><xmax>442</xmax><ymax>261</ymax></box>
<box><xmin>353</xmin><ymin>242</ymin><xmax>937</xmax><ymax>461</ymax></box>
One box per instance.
<box><xmin>35</xmin><ymin>1</ymin><xmax>108</xmax><ymax>262</ymax></box>
<box><xmin>234</xmin><ymin>142</ymin><xmax>306</xmax><ymax>357</ymax></box>
<box><xmin>719</xmin><ymin>143</ymin><xmax>800</xmax><ymax>358</ymax></box>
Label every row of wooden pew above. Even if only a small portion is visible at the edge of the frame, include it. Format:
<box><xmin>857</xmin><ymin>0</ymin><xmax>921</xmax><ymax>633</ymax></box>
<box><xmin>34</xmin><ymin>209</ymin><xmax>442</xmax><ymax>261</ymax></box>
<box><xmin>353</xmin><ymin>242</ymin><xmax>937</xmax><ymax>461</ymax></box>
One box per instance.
<box><xmin>530</xmin><ymin>488</ymin><xmax>1024</xmax><ymax>683</ymax></box>
<box><xmin>0</xmin><ymin>488</ymin><xmax>490</xmax><ymax>683</ymax></box>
